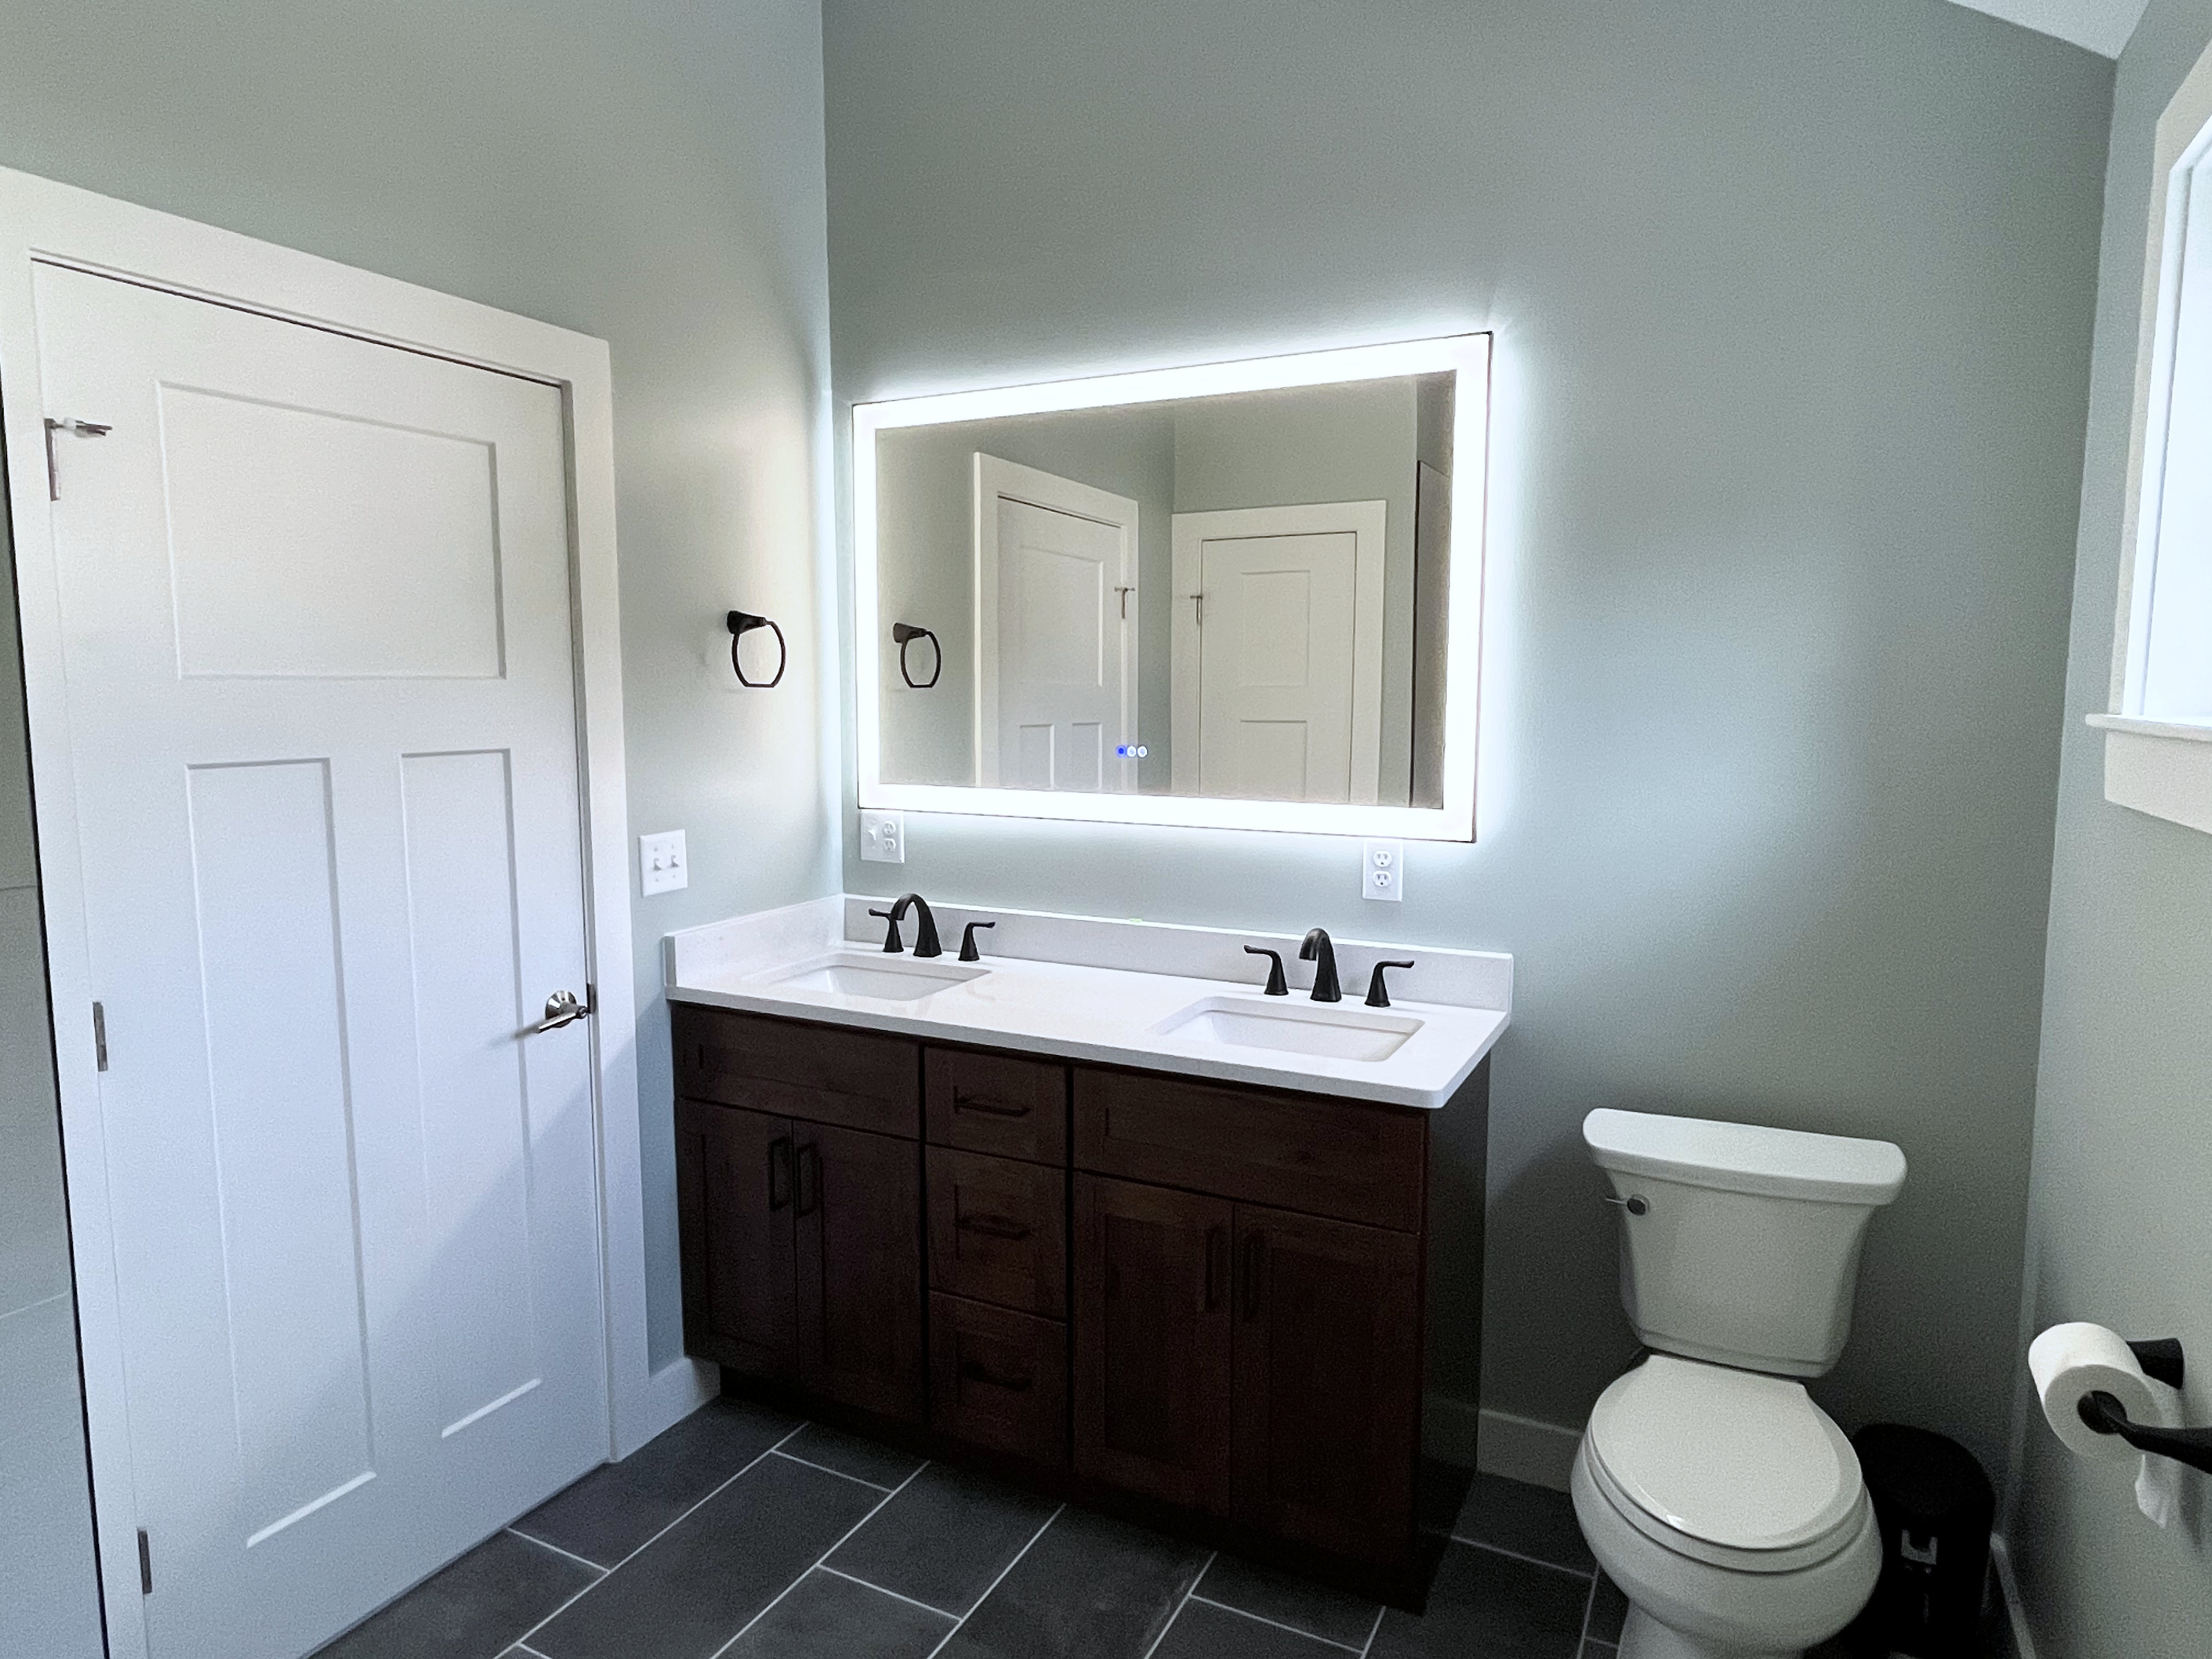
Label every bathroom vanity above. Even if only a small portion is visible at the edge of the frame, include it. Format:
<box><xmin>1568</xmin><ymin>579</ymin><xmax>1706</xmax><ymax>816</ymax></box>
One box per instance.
<box><xmin>665</xmin><ymin>897</ymin><xmax>1508</xmax><ymax>1595</ymax></box>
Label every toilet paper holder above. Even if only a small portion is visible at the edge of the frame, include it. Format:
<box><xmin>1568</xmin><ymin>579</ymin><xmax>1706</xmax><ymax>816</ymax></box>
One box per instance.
<box><xmin>2079</xmin><ymin>1339</ymin><xmax>2212</xmax><ymax>1476</ymax></box>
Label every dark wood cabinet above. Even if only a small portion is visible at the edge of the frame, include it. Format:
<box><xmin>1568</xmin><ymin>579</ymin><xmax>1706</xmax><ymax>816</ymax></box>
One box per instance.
<box><xmin>672</xmin><ymin>998</ymin><xmax>1477</xmax><ymax>1593</ymax></box>
<box><xmin>1073</xmin><ymin>1175</ymin><xmax>1233</xmax><ymax>1514</ymax></box>
<box><xmin>1231</xmin><ymin>1205</ymin><xmax>1421</xmax><ymax>1564</ymax></box>
<box><xmin>794</xmin><ymin>1121</ymin><xmax>925</xmax><ymax>1420</ymax></box>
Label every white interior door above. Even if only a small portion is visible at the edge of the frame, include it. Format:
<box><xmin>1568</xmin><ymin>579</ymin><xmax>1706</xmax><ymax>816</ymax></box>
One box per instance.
<box><xmin>973</xmin><ymin>454</ymin><xmax>1137</xmax><ymax>791</ymax></box>
<box><xmin>1171</xmin><ymin>501</ymin><xmax>1386</xmax><ymax>803</ymax></box>
<box><xmin>34</xmin><ymin>264</ymin><xmax>608</xmax><ymax>1659</ymax></box>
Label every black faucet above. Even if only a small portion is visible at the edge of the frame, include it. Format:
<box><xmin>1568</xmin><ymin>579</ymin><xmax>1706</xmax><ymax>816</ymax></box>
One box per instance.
<box><xmin>888</xmin><ymin>893</ymin><xmax>944</xmax><ymax>958</ymax></box>
<box><xmin>1299</xmin><ymin>928</ymin><xmax>1341</xmax><ymax>1002</ymax></box>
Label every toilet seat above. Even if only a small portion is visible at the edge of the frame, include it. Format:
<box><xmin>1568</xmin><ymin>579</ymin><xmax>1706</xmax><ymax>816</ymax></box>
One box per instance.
<box><xmin>1585</xmin><ymin>1355</ymin><xmax>1866</xmax><ymax>1574</ymax></box>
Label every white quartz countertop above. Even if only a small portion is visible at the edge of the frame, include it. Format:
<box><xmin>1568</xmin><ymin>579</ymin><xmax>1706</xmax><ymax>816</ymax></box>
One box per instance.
<box><xmin>663</xmin><ymin>896</ymin><xmax>1510</xmax><ymax>1111</ymax></box>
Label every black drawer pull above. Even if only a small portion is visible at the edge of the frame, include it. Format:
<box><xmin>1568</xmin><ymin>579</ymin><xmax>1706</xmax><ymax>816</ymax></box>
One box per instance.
<box><xmin>956</xmin><ymin>1211</ymin><xmax>1032</xmax><ymax>1242</ymax></box>
<box><xmin>767</xmin><ymin>1137</ymin><xmax>793</xmax><ymax>1210</ymax></box>
<box><xmin>953</xmin><ymin>1091</ymin><xmax>1030</xmax><ymax>1119</ymax></box>
<box><xmin>958</xmin><ymin>1358</ymin><xmax>1033</xmax><ymax>1393</ymax></box>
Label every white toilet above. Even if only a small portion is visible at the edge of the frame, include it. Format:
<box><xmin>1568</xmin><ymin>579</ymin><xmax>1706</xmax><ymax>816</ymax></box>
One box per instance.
<box><xmin>1572</xmin><ymin>1108</ymin><xmax>1906</xmax><ymax>1659</ymax></box>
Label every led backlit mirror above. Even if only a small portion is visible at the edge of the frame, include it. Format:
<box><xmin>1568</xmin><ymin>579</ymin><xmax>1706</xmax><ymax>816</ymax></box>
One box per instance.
<box><xmin>854</xmin><ymin>335</ymin><xmax>1489</xmax><ymax>839</ymax></box>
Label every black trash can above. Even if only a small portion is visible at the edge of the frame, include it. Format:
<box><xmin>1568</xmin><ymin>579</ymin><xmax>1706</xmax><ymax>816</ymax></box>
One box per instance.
<box><xmin>1845</xmin><ymin>1424</ymin><xmax>1994</xmax><ymax>1657</ymax></box>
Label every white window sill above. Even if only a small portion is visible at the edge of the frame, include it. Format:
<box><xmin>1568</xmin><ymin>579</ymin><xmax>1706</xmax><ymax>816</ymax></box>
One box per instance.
<box><xmin>2089</xmin><ymin>713</ymin><xmax>2212</xmax><ymax>834</ymax></box>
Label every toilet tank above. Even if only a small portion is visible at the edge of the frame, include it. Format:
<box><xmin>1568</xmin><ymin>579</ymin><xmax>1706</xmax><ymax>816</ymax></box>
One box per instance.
<box><xmin>1583</xmin><ymin>1109</ymin><xmax>1905</xmax><ymax>1378</ymax></box>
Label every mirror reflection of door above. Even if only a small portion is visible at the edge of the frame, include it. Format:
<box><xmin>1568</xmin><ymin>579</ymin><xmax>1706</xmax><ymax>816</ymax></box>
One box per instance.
<box><xmin>973</xmin><ymin>454</ymin><xmax>1139</xmax><ymax>791</ymax></box>
<box><xmin>1170</xmin><ymin>501</ymin><xmax>1387</xmax><ymax>804</ymax></box>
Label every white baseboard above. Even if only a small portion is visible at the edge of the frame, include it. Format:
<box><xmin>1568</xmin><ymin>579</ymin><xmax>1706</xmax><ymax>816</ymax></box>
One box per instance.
<box><xmin>1989</xmin><ymin>1534</ymin><xmax>2038</xmax><ymax>1659</ymax></box>
<box><xmin>1424</xmin><ymin>1393</ymin><xmax>1582</xmax><ymax>1492</ymax></box>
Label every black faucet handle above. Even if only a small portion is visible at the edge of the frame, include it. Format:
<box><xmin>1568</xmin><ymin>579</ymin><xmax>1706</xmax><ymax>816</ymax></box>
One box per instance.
<box><xmin>867</xmin><ymin>906</ymin><xmax>905</xmax><ymax>954</ymax></box>
<box><xmin>1365</xmin><ymin>960</ymin><xmax>1416</xmax><ymax>1008</ymax></box>
<box><xmin>1243</xmin><ymin>945</ymin><xmax>1289</xmax><ymax>996</ymax></box>
<box><xmin>959</xmin><ymin>921</ymin><xmax>997</xmax><ymax>962</ymax></box>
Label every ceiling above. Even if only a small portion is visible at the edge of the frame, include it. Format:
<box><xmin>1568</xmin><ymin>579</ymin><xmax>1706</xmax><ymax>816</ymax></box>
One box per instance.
<box><xmin>1951</xmin><ymin>0</ymin><xmax>2148</xmax><ymax>55</ymax></box>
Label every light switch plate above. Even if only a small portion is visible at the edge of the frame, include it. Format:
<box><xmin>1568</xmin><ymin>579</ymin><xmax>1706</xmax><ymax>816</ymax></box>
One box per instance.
<box><xmin>1363</xmin><ymin>838</ymin><xmax>1404</xmax><ymax>901</ymax></box>
<box><xmin>639</xmin><ymin>830</ymin><xmax>687</xmax><ymax>895</ymax></box>
<box><xmin>860</xmin><ymin>810</ymin><xmax>906</xmax><ymax>864</ymax></box>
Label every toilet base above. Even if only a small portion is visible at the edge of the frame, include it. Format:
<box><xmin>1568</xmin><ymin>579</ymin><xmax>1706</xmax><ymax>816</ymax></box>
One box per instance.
<box><xmin>1619</xmin><ymin>1604</ymin><xmax>1798</xmax><ymax>1659</ymax></box>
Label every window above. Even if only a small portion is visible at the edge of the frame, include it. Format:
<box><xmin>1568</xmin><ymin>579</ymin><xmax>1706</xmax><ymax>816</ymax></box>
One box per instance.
<box><xmin>2098</xmin><ymin>35</ymin><xmax>2212</xmax><ymax>833</ymax></box>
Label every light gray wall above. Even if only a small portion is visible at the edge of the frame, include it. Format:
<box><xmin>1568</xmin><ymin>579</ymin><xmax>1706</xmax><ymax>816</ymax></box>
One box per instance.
<box><xmin>0</xmin><ymin>0</ymin><xmax>837</xmax><ymax>1396</ymax></box>
<box><xmin>2004</xmin><ymin>2</ymin><xmax>2212</xmax><ymax>1651</ymax></box>
<box><xmin>0</xmin><ymin>491</ymin><xmax>102</xmax><ymax>1654</ymax></box>
<box><xmin>825</xmin><ymin>0</ymin><xmax>2112</xmax><ymax>1478</ymax></box>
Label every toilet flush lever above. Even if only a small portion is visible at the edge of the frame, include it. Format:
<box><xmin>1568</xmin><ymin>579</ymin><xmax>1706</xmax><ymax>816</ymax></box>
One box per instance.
<box><xmin>1605</xmin><ymin>1194</ymin><xmax>1650</xmax><ymax>1217</ymax></box>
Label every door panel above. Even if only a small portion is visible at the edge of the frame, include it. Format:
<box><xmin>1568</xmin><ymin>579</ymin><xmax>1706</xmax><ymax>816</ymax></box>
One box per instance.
<box><xmin>675</xmin><ymin>1101</ymin><xmax>796</xmax><ymax>1376</ymax></box>
<box><xmin>1199</xmin><ymin>533</ymin><xmax>1357</xmax><ymax>800</ymax></box>
<box><xmin>794</xmin><ymin>1122</ymin><xmax>925</xmax><ymax>1420</ymax></box>
<box><xmin>1072</xmin><ymin>1176</ymin><xmax>1232</xmax><ymax>1513</ymax></box>
<box><xmin>1232</xmin><ymin>1205</ymin><xmax>1421</xmax><ymax>1562</ymax></box>
<box><xmin>36</xmin><ymin>262</ymin><xmax>606</xmax><ymax>1658</ymax></box>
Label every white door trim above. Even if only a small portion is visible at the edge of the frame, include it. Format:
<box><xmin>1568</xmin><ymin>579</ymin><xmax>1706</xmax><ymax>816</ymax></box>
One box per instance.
<box><xmin>1170</xmin><ymin>500</ymin><xmax>1388</xmax><ymax>803</ymax></box>
<box><xmin>971</xmin><ymin>452</ymin><xmax>1139</xmax><ymax>787</ymax></box>
<box><xmin>0</xmin><ymin>163</ymin><xmax>706</xmax><ymax>1658</ymax></box>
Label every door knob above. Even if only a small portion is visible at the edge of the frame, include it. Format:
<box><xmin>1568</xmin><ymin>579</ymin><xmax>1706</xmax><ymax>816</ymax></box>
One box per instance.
<box><xmin>532</xmin><ymin>989</ymin><xmax>591</xmax><ymax>1033</ymax></box>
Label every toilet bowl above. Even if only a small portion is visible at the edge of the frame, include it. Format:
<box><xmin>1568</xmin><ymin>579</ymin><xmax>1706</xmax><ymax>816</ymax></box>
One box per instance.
<box><xmin>1571</xmin><ymin>1355</ymin><xmax>1881</xmax><ymax>1659</ymax></box>
<box><xmin>1577</xmin><ymin>1110</ymin><xmax>1905</xmax><ymax>1659</ymax></box>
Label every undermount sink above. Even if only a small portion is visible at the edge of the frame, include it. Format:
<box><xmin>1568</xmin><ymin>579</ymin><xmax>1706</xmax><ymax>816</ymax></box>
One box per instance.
<box><xmin>1153</xmin><ymin>996</ymin><xmax>1421</xmax><ymax>1062</ymax></box>
<box><xmin>758</xmin><ymin>951</ymin><xmax>988</xmax><ymax>1003</ymax></box>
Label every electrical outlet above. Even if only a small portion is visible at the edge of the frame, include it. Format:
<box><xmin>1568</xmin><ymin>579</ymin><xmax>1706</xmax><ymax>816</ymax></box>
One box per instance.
<box><xmin>1363</xmin><ymin>838</ymin><xmax>1404</xmax><ymax>902</ymax></box>
<box><xmin>639</xmin><ymin>830</ymin><xmax>687</xmax><ymax>895</ymax></box>
<box><xmin>860</xmin><ymin>810</ymin><xmax>906</xmax><ymax>864</ymax></box>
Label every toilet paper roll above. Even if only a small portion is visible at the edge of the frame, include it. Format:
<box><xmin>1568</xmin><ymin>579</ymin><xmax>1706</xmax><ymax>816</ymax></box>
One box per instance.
<box><xmin>2028</xmin><ymin>1322</ymin><xmax>2177</xmax><ymax>1465</ymax></box>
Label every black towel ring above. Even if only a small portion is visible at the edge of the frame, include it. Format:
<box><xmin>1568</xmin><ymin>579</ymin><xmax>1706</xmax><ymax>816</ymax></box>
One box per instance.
<box><xmin>727</xmin><ymin>610</ymin><xmax>786</xmax><ymax>688</ymax></box>
<box><xmin>893</xmin><ymin>622</ymin><xmax>941</xmax><ymax>690</ymax></box>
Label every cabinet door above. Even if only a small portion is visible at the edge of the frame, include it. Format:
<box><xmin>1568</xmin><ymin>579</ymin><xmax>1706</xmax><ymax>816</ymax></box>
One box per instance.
<box><xmin>675</xmin><ymin>1099</ymin><xmax>795</xmax><ymax>1376</ymax></box>
<box><xmin>1073</xmin><ymin>1176</ymin><xmax>1233</xmax><ymax>1513</ymax></box>
<box><xmin>794</xmin><ymin>1121</ymin><xmax>926</xmax><ymax>1421</ymax></box>
<box><xmin>1232</xmin><ymin>1204</ymin><xmax>1421</xmax><ymax>1563</ymax></box>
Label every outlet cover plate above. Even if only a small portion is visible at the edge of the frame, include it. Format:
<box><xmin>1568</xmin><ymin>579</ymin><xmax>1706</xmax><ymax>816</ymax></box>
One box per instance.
<box><xmin>640</xmin><ymin>830</ymin><xmax>687</xmax><ymax>895</ymax></box>
<box><xmin>1363</xmin><ymin>838</ymin><xmax>1404</xmax><ymax>901</ymax></box>
<box><xmin>860</xmin><ymin>810</ymin><xmax>906</xmax><ymax>864</ymax></box>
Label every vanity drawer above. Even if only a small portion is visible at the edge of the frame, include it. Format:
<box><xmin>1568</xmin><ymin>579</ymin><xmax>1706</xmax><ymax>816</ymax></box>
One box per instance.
<box><xmin>927</xmin><ymin>1148</ymin><xmax>1066</xmax><ymax>1317</ymax></box>
<box><xmin>928</xmin><ymin>1292</ymin><xmax>1068</xmax><ymax>1466</ymax></box>
<box><xmin>1073</xmin><ymin>1066</ymin><xmax>1426</xmax><ymax>1232</ymax></box>
<box><xmin>674</xmin><ymin>1004</ymin><xmax>920</xmax><ymax>1138</ymax></box>
<box><xmin>926</xmin><ymin>1047</ymin><xmax>1068</xmax><ymax>1164</ymax></box>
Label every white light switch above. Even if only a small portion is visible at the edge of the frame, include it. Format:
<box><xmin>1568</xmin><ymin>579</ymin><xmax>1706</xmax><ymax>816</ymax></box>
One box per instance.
<box><xmin>1363</xmin><ymin>838</ymin><xmax>1404</xmax><ymax>902</ymax></box>
<box><xmin>860</xmin><ymin>810</ymin><xmax>906</xmax><ymax>864</ymax></box>
<box><xmin>640</xmin><ymin>830</ymin><xmax>687</xmax><ymax>895</ymax></box>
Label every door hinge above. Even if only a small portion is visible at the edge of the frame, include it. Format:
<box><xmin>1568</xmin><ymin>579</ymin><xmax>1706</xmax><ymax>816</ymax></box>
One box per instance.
<box><xmin>1188</xmin><ymin>592</ymin><xmax>1203</xmax><ymax>627</ymax></box>
<box><xmin>92</xmin><ymin>1002</ymin><xmax>108</xmax><ymax>1072</ymax></box>
<box><xmin>1115</xmin><ymin>585</ymin><xmax>1135</xmax><ymax>620</ymax></box>
<box><xmin>137</xmin><ymin>1528</ymin><xmax>153</xmax><ymax>1594</ymax></box>
<box><xmin>43</xmin><ymin>416</ymin><xmax>112</xmax><ymax>501</ymax></box>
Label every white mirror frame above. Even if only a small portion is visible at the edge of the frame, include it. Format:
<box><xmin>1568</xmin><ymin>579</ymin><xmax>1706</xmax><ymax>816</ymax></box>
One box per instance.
<box><xmin>853</xmin><ymin>332</ymin><xmax>1492</xmax><ymax>840</ymax></box>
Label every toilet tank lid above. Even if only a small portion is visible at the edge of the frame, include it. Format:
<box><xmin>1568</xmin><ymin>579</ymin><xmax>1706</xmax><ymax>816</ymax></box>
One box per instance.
<box><xmin>1583</xmin><ymin>1109</ymin><xmax>1905</xmax><ymax>1204</ymax></box>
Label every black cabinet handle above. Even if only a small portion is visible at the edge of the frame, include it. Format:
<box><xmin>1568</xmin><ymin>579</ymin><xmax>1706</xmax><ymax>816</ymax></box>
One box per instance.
<box><xmin>956</xmin><ymin>1211</ymin><xmax>1032</xmax><ymax>1242</ymax></box>
<box><xmin>1202</xmin><ymin>1224</ymin><xmax>1226</xmax><ymax>1312</ymax></box>
<box><xmin>767</xmin><ymin>1137</ymin><xmax>793</xmax><ymax>1210</ymax></box>
<box><xmin>795</xmin><ymin>1142</ymin><xmax>821</xmax><ymax>1216</ymax></box>
<box><xmin>958</xmin><ymin>1358</ymin><xmax>1033</xmax><ymax>1393</ymax></box>
<box><xmin>953</xmin><ymin>1092</ymin><xmax>1030</xmax><ymax>1119</ymax></box>
<box><xmin>1239</xmin><ymin>1233</ymin><xmax>1265</xmax><ymax>1322</ymax></box>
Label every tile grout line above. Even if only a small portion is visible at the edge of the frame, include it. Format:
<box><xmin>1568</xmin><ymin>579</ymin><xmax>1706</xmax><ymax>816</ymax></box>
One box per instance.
<box><xmin>1357</xmin><ymin>1600</ymin><xmax>1387</xmax><ymax>1658</ymax></box>
<box><xmin>504</xmin><ymin>1526</ymin><xmax>611</xmax><ymax>1578</ymax></box>
<box><xmin>1574</xmin><ymin>1567</ymin><xmax>1597</xmax><ymax>1657</ymax></box>
<box><xmin>511</xmin><ymin>1644</ymin><xmax>552</xmax><ymax>1659</ymax></box>
<box><xmin>921</xmin><ymin>1502</ymin><xmax>1066</xmax><ymax>1659</ymax></box>
<box><xmin>768</xmin><ymin>1447</ymin><xmax>895</xmax><ymax>1493</ymax></box>
<box><xmin>1184</xmin><ymin>1593</ymin><xmax>1364</xmax><ymax>1654</ymax></box>
<box><xmin>815</xmin><ymin>1562</ymin><xmax>960</xmax><ymax>1622</ymax></box>
<box><xmin>704</xmin><ymin>1458</ymin><xmax>934</xmax><ymax>1658</ymax></box>
<box><xmin>1446</xmin><ymin>1532</ymin><xmax>1596</xmax><ymax>1582</ymax></box>
<box><xmin>509</xmin><ymin>1419</ymin><xmax>811</xmax><ymax>1650</ymax></box>
<box><xmin>1136</xmin><ymin>1549</ymin><xmax>1214</xmax><ymax>1659</ymax></box>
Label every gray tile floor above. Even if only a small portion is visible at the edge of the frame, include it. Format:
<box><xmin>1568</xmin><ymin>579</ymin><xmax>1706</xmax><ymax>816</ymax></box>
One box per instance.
<box><xmin>313</xmin><ymin>1397</ymin><xmax>1628</xmax><ymax>1659</ymax></box>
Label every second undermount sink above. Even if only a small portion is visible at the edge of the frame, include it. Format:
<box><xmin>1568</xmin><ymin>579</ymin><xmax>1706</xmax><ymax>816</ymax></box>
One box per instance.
<box><xmin>1153</xmin><ymin>996</ymin><xmax>1421</xmax><ymax>1062</ymax></box>
<box><xmin>758</xmin><ymin>951</ymin><xmax>988</xmax><ymax>1003</ymax></box>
